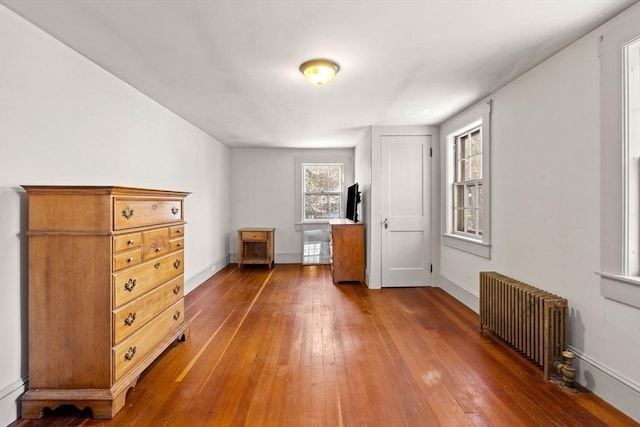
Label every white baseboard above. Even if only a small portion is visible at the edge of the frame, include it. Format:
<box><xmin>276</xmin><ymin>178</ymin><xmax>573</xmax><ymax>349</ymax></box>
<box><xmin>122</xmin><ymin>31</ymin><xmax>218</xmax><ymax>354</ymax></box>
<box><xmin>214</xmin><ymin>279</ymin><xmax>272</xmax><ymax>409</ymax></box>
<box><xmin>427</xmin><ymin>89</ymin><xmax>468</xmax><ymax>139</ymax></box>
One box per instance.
<box><xmin>570</xmin><ymin>346</ymin><xmax>640</xmax><ymax>423</ymax></box>
<box><xmin>0</xmin><ymin>376</ymin><xmax>27</xmax><ymax>426</ymax></box>
<box><xmin>184</xmin><ymin>255</ymin><xmax>229</xmax><ymax>294</ymax></box>
<box><xmin>437</xmin><ymin>273</ymin><xmax>479</xmax><ymax>313</ymax></box>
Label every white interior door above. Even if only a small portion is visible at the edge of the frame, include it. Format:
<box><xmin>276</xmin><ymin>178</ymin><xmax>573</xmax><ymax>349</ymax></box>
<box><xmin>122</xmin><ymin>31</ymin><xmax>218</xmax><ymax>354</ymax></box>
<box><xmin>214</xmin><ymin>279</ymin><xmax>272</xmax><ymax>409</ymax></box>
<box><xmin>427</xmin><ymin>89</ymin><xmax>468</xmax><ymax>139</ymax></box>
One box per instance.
<box><xmin>381</xmin><ymin>135</ymin><xmax>431</xmax><ymax>287</ymax></box>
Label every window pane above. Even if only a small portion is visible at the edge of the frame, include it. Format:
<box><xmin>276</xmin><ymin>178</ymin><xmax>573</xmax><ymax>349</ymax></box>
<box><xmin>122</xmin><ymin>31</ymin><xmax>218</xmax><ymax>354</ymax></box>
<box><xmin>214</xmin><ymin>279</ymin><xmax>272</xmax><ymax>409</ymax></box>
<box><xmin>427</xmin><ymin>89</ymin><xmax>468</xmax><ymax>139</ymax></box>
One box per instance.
<box><xmin>478</xmin><ymin>183</ymin><xmax>483</xmax><ymax>207</ymax></box>
<box><xmin>455</xmin><ymin>208</ymin><xmax>464</xmax><ymax>232</ymax></box>
<box><xmin>465</xmin><ymin>184</ymin><xmax>475</xmax><ymax>208</ymax></box>
<box><xmin>304</xmin><ymin>165</ymin><xmax>342</xmax><ymax>193</ymax></box>
<box><xmin>326</xmin><ymin>166</ymin><xmax>341</xmax><ymax>192</ymax></box>
<box><xmin>304</xmin><ymin>194</ymin><xmax>341</xmax><ymax>220</ymax></box>
<box><xmin>458</xmin><ymin>159</ymin><xmax>467</xmax><ymax>181</ymax></box>
<box><xmin>470</xmin><ymin>129</ymin><xmax>481</xmax><ymax>155</ymax></box>
<box><xmin>465</xmin><ymin>209</ymin><xmax>475</xmax><ymax>233</ymax></box>
<box><xmin>459</xmin><ymin>135</ymin><xmax>468</xmax><ymax>158</ymax></box>
<box><xmin>455</xmin><ymin>184</ymin><xmax>464</xmax><ymax>208</ymax></box>
<box><xmin>470</xmin><ymin>155</ymin><xmax>481</xmax><ymax>180</ymax></box>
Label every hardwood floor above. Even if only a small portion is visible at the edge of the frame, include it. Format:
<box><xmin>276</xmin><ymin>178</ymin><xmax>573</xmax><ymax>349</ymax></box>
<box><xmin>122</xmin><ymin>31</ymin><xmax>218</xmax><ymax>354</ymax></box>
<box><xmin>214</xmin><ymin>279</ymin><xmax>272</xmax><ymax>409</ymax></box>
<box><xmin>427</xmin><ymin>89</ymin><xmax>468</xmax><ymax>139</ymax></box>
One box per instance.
<box><xmin>11</xmin><ymin>264</ymin><xmax>637</xmax><ymax>426</ymax></box>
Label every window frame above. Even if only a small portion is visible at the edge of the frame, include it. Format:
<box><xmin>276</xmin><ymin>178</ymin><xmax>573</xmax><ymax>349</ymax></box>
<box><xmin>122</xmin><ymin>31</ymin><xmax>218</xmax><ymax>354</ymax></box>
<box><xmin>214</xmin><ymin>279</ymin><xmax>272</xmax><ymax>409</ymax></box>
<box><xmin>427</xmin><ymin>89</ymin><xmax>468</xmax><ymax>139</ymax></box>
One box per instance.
<box><xmin>597</xmin><ymin>15</ymin><xmax>640</xmax><ymax>309</ymax></box>
<box><xmin>452</xmin><ymin>125</ymin><xmax>483</xmax><ymax>239</ymax></box>
<box><xmin>441</xmin><ymin>100</ymin><xmax>492</xmax><ymax>259</ymax></box>
<box><xmin>301</xmin><ymin>162</ymin><xmax>344</xmax><ymax>223</ymax></box>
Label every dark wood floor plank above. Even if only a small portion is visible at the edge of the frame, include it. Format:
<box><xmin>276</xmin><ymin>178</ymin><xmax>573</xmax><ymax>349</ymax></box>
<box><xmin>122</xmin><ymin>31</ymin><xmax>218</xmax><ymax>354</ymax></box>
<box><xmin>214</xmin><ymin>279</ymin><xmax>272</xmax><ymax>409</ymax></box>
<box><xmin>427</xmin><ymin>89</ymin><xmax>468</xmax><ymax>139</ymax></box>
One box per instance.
<box><xmin>10</xmin><ymin>264</ymin><xmax>638</xmax><ymax>427</ymax></box>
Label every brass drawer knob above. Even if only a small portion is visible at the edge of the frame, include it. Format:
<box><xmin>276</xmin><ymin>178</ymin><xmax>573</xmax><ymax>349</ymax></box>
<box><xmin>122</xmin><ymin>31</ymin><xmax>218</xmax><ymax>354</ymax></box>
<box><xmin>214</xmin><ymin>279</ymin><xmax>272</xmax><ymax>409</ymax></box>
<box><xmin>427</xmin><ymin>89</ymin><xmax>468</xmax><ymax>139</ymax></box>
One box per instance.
<box><xmin>173</xmin><ymin>259</ymin><xmax>181</xmax><ymax>269</ymax></box>
<box><xmin>173</xmin><ymin>311</ymin><xmax>181</xmax><ymax>321</ymax></box>
<box><xmin>171</xmin><ymin>207</ymin><xmax>179</xmax><ymax>215</ymax></box>
<box><xmin>124</xmin><ymin>346</ymin><xmax>137</xmax><ymax>361</ymax></box>
<box><xmin>124</xmin><ymin>278</ymin><xmax>136</xmax><ymax>292</ymax></box>
<box><xmin>127</xmin><ymin>240</ymin><xmax>135</xmax><ymax>245</ymax></box>
<box><xmin>124</xmin><ymin>312</ymin><xmax>136</xmax><ymax>326</ymax></box>
<box><xmin>154</xmin><ymin>262</ymin><xmax>161</xmax><ymax>270</ymax></box>
<box><xmin>173</xmin><ymin>285</ymin><xmax>181</xmax><ymax>295</ymax></box>
<box><xmin>127</xmin><ymin>257</ymin><xmax>135</xmax><ymax>263</ymax></box>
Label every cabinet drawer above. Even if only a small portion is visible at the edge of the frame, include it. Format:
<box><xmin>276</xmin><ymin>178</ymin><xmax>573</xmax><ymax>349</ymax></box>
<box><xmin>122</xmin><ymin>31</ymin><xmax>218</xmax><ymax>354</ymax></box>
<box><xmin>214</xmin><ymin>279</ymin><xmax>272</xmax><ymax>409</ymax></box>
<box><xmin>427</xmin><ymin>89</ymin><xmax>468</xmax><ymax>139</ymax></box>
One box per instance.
<box><xmin>114</xmin><ymin>198</ymin><xmax>183</xmax><ymax>230</ymax></box>
<box><xmin>113</xmin><ymin>248</ymin><xmax>142</xmax><ymax>271</ymax></box>
<box><xmin>142</xmin><ymin>228</ymin><xmax>170</xmax><ymax>260</ymax></box>
<box><xmin>113</xmin><ymin>251</ymin><xmax>184</xmax><ymax>308</ymax></box>
<box><xmin>113</xmin><ymin>232</ymin><xmax>142</xmax><ymax>253</ymax></box>
<box><xmin>113</xmin><ymin>276</ymin><xmax>184</xmax><ymax>344</ymax></box>
<box><xmin>241</xmin><ymin>230</ymin><xmax>268</xmax><ymax>241</ymax></box>
<box><xmin>113</xmin><ymin>299</ymin><xmax>185</xmax><ymax>382</ymax></box>
<box><xmin>170</xmin><ymin>238</ymin><xmax>184</xmax><ymax>252</ymax></box>
<box><xmin>169</xmin><ymin>225</ymin><xmax>185</xmax><ymax>239</ymax></box>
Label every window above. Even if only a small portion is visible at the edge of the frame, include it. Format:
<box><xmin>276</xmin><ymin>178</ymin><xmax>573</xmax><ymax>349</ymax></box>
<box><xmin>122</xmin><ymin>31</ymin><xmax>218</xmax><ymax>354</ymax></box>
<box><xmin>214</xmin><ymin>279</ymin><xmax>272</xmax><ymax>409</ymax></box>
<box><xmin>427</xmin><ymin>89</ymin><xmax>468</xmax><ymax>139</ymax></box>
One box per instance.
<box><xmin>302</xmin><ymin>163</ymin><xmax>343</xmax><ymax>221</ymax></box>
<box><xmin>441</xmin><ymin>99</ymin><xmax>491</xmax><ymax>258</ymax></box>
<box><xmin>597</xmin><ymin>17</ymin><xmax>640</xmax><ymax>308</ymax></box>
<box><xmin>453</xmin><ymin>126</ymin><xmax>483</xmax><ymax>238</ymax></box>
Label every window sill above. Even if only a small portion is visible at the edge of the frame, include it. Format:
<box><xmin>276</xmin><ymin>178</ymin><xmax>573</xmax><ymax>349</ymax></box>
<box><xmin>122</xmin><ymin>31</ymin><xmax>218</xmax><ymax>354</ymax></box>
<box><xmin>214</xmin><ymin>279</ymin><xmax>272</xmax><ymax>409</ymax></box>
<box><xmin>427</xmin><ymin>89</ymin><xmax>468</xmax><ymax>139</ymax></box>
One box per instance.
<box><xmin>597</xmin><ymin>272</ymin><xmax>640</xmax><ymax>309</ymax></box>
<box><xmin>442</xmin><ymin>233</ymin><xmax>491</xmax><ymax>259</ymax></box>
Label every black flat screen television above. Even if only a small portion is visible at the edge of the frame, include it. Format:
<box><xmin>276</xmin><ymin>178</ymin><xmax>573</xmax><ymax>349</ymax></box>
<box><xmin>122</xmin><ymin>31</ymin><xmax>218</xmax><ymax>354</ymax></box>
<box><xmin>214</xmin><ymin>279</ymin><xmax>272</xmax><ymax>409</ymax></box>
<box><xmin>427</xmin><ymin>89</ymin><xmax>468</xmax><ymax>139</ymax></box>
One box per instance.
<box><xmin>345</xmin><ymin>182</ymin><xmax>360</xmax><ymax>223</ymax></box>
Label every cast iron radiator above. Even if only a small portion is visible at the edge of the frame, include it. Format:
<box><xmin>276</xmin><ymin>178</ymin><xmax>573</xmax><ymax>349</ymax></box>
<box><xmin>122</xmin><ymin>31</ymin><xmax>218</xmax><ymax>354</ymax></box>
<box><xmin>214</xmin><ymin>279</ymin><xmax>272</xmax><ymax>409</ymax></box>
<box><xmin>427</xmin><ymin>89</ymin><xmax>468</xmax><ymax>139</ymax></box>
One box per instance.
<box><xmin>479</xmin><ymin>271</ymin><xmax>568</xmax><ymax>380</ymax></box>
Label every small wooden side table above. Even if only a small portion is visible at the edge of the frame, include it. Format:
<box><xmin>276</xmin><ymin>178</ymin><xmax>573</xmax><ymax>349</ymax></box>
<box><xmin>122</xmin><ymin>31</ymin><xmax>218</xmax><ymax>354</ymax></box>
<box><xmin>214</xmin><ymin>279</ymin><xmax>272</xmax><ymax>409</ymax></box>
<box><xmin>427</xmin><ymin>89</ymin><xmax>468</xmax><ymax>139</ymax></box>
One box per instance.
<box><xmin>238</xmin><ymin>228</ymin><xmax>275</xmax><ymax>268</ymax></box>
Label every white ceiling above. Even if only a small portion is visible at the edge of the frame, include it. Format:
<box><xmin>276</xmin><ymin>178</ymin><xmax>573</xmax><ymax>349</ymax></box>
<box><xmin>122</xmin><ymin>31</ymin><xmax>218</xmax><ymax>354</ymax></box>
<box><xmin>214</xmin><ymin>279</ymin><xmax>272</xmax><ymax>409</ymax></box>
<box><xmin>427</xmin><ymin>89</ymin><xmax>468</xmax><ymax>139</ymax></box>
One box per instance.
<box><xmin>2</xmin><ymin>0</ymin><xmax>637</xmax><ymax>148</ymax></box>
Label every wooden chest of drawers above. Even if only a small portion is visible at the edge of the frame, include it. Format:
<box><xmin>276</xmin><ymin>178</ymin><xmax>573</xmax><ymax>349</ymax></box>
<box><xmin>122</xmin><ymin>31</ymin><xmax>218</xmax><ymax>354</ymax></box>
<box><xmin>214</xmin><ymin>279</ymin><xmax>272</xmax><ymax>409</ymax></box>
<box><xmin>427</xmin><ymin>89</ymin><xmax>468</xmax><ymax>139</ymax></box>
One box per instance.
<box><xmin>329</xmin><ymin>219</ymin><xmax>365</xmax><ymax>283</ymax></box>
<box><xmin>21</xmin><ymin>186</ymin><xmax>190</xmax><ymax>419</ymax></box>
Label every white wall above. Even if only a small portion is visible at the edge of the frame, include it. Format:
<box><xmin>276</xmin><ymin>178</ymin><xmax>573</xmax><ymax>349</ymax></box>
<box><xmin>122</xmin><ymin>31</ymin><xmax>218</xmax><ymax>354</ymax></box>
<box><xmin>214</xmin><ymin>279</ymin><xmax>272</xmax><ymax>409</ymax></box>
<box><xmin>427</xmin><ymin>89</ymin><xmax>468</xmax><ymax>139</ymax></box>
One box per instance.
<box><xmin>0</xmin><ymin>6</ymin><xmax>229</xmax><ymax>425</ymax></box>
<box><xmin>436</xmin><ymin>4</ymin><xmax>640</xmax><ymax>421</ymax></box>
<box><xmin>354</xmin><ymin>127</ymin><xmax>372</xmax><ymax>282</ymax></box>
<box><xmin>229</xmin><ymin>148</ymin><xmax>354</xmax><ymax>263</ymax></box>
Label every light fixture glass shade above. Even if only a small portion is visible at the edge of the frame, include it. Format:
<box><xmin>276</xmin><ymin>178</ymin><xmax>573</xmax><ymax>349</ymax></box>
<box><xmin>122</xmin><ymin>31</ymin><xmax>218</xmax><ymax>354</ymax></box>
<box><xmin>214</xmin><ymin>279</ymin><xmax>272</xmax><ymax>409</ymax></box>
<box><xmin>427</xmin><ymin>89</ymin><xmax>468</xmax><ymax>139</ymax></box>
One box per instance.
<box><xmin>299</xmin><ymin>59</ymin><xmax>340</xmax><ymax>85</ymax></box>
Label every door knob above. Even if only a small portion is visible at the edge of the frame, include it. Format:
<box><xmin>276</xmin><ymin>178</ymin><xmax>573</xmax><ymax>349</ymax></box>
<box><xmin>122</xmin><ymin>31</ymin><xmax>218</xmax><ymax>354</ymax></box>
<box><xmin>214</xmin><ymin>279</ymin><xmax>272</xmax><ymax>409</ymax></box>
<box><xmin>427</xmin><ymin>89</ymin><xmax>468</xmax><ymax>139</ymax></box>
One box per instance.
<box><xmin>384</xmin><ymin>218</ymin><xmax>389</xmax><ymax>229</ymax></box>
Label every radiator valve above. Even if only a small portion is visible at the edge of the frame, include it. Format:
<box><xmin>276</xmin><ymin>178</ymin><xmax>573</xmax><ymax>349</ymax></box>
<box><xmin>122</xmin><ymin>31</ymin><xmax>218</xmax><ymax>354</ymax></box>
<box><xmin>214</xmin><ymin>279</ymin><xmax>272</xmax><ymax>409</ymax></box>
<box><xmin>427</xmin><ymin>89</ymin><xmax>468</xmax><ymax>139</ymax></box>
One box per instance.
<box><xmin>555</xmin><ymin>350</ymin><xmax>578</xmax><ymax>392</ymax></box>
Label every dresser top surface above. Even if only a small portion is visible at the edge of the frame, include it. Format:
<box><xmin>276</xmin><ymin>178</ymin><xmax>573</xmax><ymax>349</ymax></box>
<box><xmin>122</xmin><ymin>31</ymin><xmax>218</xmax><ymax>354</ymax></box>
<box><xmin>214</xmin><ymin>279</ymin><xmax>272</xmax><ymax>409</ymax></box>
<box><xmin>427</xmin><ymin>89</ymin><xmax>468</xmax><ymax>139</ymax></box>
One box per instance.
<box><xmin>21</xmin><ymin>185</ymin><xmax>190</xmax><ymax>197</ymax></box>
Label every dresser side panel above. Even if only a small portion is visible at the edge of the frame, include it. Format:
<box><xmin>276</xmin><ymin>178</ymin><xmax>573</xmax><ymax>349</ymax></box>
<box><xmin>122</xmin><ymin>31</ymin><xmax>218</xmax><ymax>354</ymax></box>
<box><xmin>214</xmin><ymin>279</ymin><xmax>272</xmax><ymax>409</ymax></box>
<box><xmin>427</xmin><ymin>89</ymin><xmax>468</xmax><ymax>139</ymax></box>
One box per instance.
<box><xmin>28</xmin><ymin>235</ymin><xmax>112</xmax><ymax>388</ymax></box>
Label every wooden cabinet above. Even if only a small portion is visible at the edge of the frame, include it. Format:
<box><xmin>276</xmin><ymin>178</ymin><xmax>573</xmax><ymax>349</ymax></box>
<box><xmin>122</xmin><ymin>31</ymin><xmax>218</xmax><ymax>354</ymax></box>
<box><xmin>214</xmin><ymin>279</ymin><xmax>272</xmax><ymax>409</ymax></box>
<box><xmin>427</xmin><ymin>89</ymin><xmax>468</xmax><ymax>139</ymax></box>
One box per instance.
<box><xmin>21</xmin><ymin>186</ymin><xmax>190</xmax><ymax>419</ymax></box>
<box><xmin>329</xmin><ymin>219</ymin><xmax>365</xmax><ymax>283</ymax></box>
<box><xmin>238</xmin><ymin>228</ymin><xmax>275</xmax><ymax>268</ymax></box>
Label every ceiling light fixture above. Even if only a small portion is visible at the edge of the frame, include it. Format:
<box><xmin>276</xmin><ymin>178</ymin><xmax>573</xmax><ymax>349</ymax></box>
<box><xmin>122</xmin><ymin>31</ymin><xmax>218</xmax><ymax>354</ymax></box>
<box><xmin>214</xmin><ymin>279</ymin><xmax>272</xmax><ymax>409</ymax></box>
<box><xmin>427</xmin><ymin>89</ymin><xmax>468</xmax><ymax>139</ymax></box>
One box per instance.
<box><xmin>299</xmin><ymin>59</ymin><xmax>340</xmax><ymax>86</ymax></box>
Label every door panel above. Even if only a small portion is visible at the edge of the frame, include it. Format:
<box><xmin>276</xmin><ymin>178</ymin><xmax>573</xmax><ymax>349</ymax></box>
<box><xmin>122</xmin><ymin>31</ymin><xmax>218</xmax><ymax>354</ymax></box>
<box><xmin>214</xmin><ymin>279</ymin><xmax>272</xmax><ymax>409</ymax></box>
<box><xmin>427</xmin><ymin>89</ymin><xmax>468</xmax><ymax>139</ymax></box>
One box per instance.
<box><xmin>381</xmin><ymin>135</ymin><xmax>431</xmax><ymax>287</ymax></box>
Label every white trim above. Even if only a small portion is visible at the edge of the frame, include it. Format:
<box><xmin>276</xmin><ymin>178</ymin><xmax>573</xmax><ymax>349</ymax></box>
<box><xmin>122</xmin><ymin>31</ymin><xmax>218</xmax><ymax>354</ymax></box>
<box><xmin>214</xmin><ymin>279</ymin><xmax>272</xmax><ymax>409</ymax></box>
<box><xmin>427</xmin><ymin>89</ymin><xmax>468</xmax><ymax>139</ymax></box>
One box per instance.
<box><xmin>598</xmin><ymin>272</ymin><xmax>640</xmax><ymax>309</ymax></box>
<box><xmin>0</xmin><ymin>376</ymin><xmax>27</xmax><ymax>426</ymax></box>
<box><xmin>184</xmin><ymin>256</ymin><xmax>229</xmax><ymax>295</ymax></box>
<box><xmin>442</xmin><ymin>233</ymin><xmax>491</xmax><ymax>259</ymax></box>
<box><xmin>623</xmin><ymin>37</ymin><xmax>640</xmax><ymax>276</ymax></box>
<box><xmin>437</xmin><ymin>273</ymin><xmax>479</xmax><ymax>313</ymax></box>
<box><xmin>570</xmin><ymin>346</ymin><xmax>640</xmax><ymax>422</ymax></box>
<box><xmin>441</xmin><ymin>99</ymin><xmax>492</xmax><ymax>258</ymax></box>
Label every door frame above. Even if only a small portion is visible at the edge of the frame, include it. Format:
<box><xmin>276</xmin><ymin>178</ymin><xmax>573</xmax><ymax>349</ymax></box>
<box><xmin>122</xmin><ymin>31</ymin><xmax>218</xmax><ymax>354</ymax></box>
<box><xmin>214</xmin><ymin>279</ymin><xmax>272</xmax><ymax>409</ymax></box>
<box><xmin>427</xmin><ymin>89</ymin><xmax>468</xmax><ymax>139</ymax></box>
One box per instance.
<box><xmin>368</xmin><ymin>125</ymin><xmax>439</xmax><ymax>289</ymax></box>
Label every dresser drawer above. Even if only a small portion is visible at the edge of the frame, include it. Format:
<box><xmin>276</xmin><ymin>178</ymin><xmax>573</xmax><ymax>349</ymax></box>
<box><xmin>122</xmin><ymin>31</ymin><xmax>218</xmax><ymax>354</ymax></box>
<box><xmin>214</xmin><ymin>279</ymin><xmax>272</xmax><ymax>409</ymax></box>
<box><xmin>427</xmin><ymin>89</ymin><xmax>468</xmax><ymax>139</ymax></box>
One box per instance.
<box><xmin>113</xmin><ymin>251</ymin><xmax>184</xmax><ymax>308</ymax></box>
<box><xmin>113</xmin><ymin>299</ymin><xmax>185</xmax><ymax>382</ymax></box>
<box><xmin>113</xmin><ymin>232</ymin><xmax>142</xmax><ymax>253</ymax></box>
<box><xmin>169</xmin><ymin>225</ymin><xmax>185</xmax><ymax>239</ymax></box>
<box><xmin>170</xmin><ymin>238</ymin><xmax>184</xmax><ymax>252</ymax></box>
<box><xmin>114</xmin><ymin>198</ymin><xmax>183</xmax><ymax>230</ymax></box>
<box><xmin>142</xmin><ymin>228</ymin><xmax>170</xmax><ymax>260</ymax></box>
<box><xmin>113</xmin><ymin>248</ymin><xmax>142</xmax><ymax>271</ymax></box>
<box><xmin>113</xmin><ymin>276</ymin><xmax>184</xmax><ymax>344</ymax></box>
<box><xmin>241</xmin><ymin>230</ymin><xmax>268</xmax><ymax>240</ymax></box>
